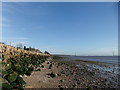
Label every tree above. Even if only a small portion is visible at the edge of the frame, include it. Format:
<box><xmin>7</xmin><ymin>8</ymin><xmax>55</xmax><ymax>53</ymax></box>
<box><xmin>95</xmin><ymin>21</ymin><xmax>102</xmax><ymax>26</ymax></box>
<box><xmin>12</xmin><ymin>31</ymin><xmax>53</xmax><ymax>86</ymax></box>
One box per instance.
<box><xmin>23</xmin><ymin>46</ymin><xmax>26</xmax><ymax>50</ymax></box>
<box><xmin>29</xmin><ymin>47</ymin><xmax>32</xmax><ymax>51</ymax></box>
<box><xmin>44</xmin><ymin>51</ymin><xmax>50</xmax><ymax>54</ymax></box>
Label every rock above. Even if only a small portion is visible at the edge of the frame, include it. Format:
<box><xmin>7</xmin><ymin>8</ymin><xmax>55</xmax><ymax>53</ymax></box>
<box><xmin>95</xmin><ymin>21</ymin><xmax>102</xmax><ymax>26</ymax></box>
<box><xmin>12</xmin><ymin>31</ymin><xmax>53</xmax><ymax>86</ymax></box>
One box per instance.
<box><xmin>46</xmin><ymin>72</ymin><xmax>56</xmax><ymax>78</ymax></box>
<box><xmin>58</xmin><ymin>84</ymin><xmax>62</xmax><ymax>88</ymax></box>
<box><xmin>26</xmin><ymin>85</ymin><xmax>33</xmax><ymax>88</ymax></box>
<box><xmin>55</xmin><ymin>73</ymin><xmax>58</xmax><ymax>77</ymax></box>
<box><xmin>57</xmin><ymin>73</ymin><xmax>61</xmax><ymax>76</ymax></box>
<box><xmin>60</xmin><ymin>79</ymin><xmax>64</xmax><ymax>82</ymax></box>
<box><xmin>24</xmin><ymin>75</ymin><xmax>28</xmax><ymax>78</ymax></box>
<box><xmin>61</xmin><ymin>71</ymin><xmax>65</xmax><ymax>74</ymax></box>
<box><xmin>49</xmin><ymin>64</ymin><xmax>52</xmax><ymax>69</ymax></box>
<box><xmin>41</xmin><ymin>65</ymin><xmax>44</xmax><ymax>68</ymax></box>
<box><xmin>47</xmin><ymin>62</ymin><xmax>49</xmax><ymax>64</ymax></box>
<box><xmin>66</xmin><ymin>74</ymin><xmax>69</xmax><ymax>76</ymax></box>
<box><xmin>72</xmin><ymin>84</ymin><xmax>76</xmax><ymax>87</ymax></box>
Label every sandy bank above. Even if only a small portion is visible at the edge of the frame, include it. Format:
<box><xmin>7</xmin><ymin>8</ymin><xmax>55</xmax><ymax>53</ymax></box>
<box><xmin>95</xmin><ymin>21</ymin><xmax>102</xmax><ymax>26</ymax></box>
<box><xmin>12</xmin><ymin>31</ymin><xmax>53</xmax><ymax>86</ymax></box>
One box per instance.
<box><xmin>23</xmin><ymin>57</ymin><xmax>119</xmax><ymax>88</ymax></box>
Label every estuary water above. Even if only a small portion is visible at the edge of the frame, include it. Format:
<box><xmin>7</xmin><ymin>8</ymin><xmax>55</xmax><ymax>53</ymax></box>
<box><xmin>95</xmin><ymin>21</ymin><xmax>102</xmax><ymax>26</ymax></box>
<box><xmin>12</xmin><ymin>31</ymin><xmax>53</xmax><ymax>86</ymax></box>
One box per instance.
<box><xmin>59</xmin><ymin>55</ymin><xmax>119</xmax><ymax>65</ymax></box>
<box><xmin>59</xmin><ymin>55</ymin><xmax>119</xmax><ymax>78</ymax></box>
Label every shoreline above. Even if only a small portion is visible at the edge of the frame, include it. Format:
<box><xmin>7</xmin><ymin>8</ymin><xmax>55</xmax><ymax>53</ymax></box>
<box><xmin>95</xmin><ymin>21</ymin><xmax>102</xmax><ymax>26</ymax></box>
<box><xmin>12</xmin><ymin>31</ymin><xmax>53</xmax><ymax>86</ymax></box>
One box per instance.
<box><xmin>23</xmin><ymin>56</ymin><xmax>119</xmax><ymax>88</ymax></box>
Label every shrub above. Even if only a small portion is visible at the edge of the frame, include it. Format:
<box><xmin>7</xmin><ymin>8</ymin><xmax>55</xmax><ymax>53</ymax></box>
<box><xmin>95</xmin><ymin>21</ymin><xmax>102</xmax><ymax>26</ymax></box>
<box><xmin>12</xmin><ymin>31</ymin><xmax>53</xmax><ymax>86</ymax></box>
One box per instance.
<box><xmin>2</xmin><ymin>54</ymin><xmax>49</xmax><ymax>89</ymax></box>
<box><xmin>44</xmin><ymin>51</ymin><xmax>50</xmax><ymax>54</ymax></box>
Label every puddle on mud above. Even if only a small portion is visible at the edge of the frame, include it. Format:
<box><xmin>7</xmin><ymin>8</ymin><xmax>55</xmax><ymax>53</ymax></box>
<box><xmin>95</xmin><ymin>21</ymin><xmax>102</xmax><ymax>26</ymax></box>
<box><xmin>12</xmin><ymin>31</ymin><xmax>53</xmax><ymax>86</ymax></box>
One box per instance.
<box><xmin>76</xmin><ymin>63</ymin><xmax>119</xmax><ymax>84</ymax></box>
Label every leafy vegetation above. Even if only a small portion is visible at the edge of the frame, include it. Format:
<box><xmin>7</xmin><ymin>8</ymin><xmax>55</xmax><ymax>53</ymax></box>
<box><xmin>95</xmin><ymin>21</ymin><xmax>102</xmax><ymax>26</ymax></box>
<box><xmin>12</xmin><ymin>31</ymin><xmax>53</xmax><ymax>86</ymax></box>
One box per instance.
<box><xmin>52</xmin><ymin>55</ymin><xmax>63</xmax><ymax>60</ymax></box>
<box><xmin>44</xmin><ymin>51</ymin><xmax>50</xmax><ymax>54</ymax></box>
<box><xmin>24</xmin><ymin>46</ymin><xmax>42</xmax><ymax>53</ymax></box>
<box><xmin>2</xmin><ymin>55</ymin><xmax>49</xmax><ymax>89</ymax></box>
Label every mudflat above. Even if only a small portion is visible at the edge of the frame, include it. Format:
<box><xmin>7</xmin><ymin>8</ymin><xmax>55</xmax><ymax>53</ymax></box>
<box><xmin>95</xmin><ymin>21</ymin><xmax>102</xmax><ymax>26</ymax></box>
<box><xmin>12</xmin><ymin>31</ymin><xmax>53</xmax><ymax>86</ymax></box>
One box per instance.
<box><xmin>23</xmin><ymin>57</ymin><xmax>119</xmax><ymax>88</ymax></box>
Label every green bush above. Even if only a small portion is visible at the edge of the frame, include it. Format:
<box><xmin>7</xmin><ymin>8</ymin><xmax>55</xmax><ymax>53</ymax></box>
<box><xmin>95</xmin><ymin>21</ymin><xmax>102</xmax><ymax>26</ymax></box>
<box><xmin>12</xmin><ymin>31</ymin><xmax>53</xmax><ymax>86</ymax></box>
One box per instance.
<box><xmin>2</xmin><ymin>55</ymin><xmax>49</xmax><ymax>89</ymax></box>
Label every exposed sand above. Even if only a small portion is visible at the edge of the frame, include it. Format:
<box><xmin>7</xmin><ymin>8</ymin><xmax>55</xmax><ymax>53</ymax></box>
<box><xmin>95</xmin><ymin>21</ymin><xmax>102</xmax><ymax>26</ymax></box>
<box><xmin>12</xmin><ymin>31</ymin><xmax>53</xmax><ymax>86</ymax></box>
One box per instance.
<box><xmin>1</xmin><ymin>43</ymin><xmax>119</xmax><ymax>89</ymax></box>
<box><xmin>23</xmin><ymin>58</ymin><xmax>119</xmax><ymax>88</ymax></box>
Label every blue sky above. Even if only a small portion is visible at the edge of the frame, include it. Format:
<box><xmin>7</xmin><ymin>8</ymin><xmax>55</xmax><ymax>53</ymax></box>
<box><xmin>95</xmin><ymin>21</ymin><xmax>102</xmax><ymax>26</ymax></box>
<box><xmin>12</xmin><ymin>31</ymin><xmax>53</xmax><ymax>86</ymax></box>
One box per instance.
<box><xmin>2</xmin><ymin>2</ymin><xmax>118</xmax><ymax>55</ymax></box>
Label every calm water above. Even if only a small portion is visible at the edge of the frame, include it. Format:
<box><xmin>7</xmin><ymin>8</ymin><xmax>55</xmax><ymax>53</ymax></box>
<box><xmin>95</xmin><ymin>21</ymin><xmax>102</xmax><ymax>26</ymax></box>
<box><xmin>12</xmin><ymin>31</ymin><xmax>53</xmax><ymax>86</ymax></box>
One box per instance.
<box><xmin>59</xmin><ymin>55</ymin><xmax>119</xmax><ymax>65</ymax></box>
<box><xmin>59</xmin><ymin>55</ymin><xmax>119</xmax><ymax>78</ymax></box>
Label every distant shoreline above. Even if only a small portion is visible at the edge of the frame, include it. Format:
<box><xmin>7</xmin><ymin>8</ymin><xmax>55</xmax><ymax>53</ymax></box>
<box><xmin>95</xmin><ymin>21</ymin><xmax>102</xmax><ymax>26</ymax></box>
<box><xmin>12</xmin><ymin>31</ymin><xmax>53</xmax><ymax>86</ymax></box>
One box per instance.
<box><xmin>53</xmin><ymin>54</ymin><xmax>119</xmax><ymax>57</ymax></box>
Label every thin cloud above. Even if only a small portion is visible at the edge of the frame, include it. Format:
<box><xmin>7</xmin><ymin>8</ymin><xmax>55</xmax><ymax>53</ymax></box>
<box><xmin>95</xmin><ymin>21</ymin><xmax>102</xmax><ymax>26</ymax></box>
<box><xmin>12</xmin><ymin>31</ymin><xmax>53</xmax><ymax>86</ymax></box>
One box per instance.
<box><xmin>4</xmin><ymin>37</ymin><xmax>29</xmax><ymax>40</ymax></box>
<box><xmin>11</xmin><ymin>41</ymin><xmax>29</xmax><ymax>47</ymax></box>
<box><xmin>2</xmin><ymin>2</ymin><xmax>27</xmax><ymax>15</ymax></box>
<box><xmin>2</xmin><ymin>3</ymin><xmax>15</xmax><ymax>14</ymax></box>
<box><xmin>15</xmin><ymin>37</ymin><xmax>29</xmax><ymax>40</ymax></box>
<box><xmin>2</xmin><ymin>0</ymin><xmax>120</xmax><ymax>2</ymax></box>
<box><xmin>89</xmin><ymin>48</ymin><xmax>118</xmax><ymax>56</ymax></box>
<box><xmin>1</xmin><ymin>17</ymin><xmax>10</xmax><ymax>27</ymax></box>
<box><xmin>3</xmin><ymin>37</ymin><xmax>30</xmax><ymax>46</ymax></box>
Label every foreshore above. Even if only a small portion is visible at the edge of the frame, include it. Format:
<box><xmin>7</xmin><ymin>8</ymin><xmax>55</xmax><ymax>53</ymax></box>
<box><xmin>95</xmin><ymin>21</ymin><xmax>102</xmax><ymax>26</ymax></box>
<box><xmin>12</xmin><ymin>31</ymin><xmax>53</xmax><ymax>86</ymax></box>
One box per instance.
<box><xmin>1</xmin><ymin>44</ymin><xmax>119</xmax><ymax>89</ymax></box>
<box><xmin>23</xmin><ymin>56</ymin><xmax>119</xmax><ymax>88</ymax></box>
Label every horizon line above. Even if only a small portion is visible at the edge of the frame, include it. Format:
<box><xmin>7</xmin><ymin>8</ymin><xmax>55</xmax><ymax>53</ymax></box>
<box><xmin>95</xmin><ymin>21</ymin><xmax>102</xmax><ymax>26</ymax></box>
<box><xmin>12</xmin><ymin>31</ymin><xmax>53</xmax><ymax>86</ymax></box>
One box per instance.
<box><xmin>52</xmin><ymin>54</ymin><xmax>119</xmax><ymax>56</ymax></box>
